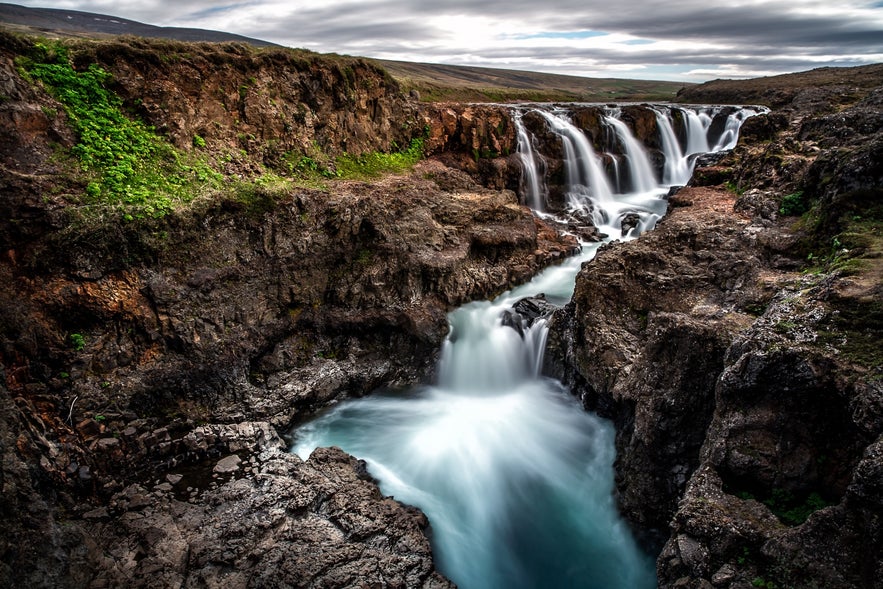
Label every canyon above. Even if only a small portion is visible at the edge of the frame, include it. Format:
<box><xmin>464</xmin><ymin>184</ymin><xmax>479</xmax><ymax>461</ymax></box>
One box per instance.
<box><xmin>0</xmin><ymin>28</ymin><xmax>881</xmax><ymax>589</ymax></box>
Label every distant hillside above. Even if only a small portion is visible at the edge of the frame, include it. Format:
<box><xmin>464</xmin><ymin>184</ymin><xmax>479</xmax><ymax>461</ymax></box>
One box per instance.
<box><xmin>372</xmin><ymin>59</ymin><xmax>689</xmax><ymax>102</ymax></box>
<box><xmin>0</xmin><ymin>2</ymin><xmax>278</xmax><ymax>45</ymax></box>
<box><xmin>676</xmin><ymin>63</ymin><xmax>883</xmax><ymax>107</ymax></box>
<box><xmin>0</xmin><ymin>2</ymin><xmax>687</xmax><ymax>102</ymax></box>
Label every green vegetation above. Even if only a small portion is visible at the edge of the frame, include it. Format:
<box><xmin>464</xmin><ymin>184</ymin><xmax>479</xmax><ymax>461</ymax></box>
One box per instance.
<box><xmin>724</xmin><ymin>180</ymin><xmax>745</xmax><ymax>196</ymax></box>
<box><xmin>796</xmin><ymin>190</ymin><xmax>882</xmax><ymax>277</ymax></box>
<box><xmin>779</xmin><ymin>190</ymin><xmax>809</xmax><ymax>216</ymax></box>
<box><xmin>228</xmin><ymin>172</ymin><xmax>292</xmax><ymax>216</ymax></box>
<box><xmin>69</xmin><ymin>332</ymin><xmax>85</xmax><ymax>351</ymax></box>
<box><xmin>18</xmin><ymin>41</ymin><xmax>221</xmax><ymax>219</ymax></box>
<box><xmin>737</xmin><ymin>488</ymin><xmax>831</xmax><ymax>526</ymax></box>
<box><xmin>335</xmin><ymin>138</ymin><xmax>425</xmax><ymax>179</ymax></box>
<box><xmin>817</xmin><ymin>298</ymin><xmax>883</xmax><ymax>369</ymax></box>
<box><xmin>374</xmin><ymin>59</ymin><xmax>687</xmax><ymax>103</ymax></box>
<box><xmin>280</xmin><ymin>137</ymin><xmax>425</xmax><ymax>186</ymax></box>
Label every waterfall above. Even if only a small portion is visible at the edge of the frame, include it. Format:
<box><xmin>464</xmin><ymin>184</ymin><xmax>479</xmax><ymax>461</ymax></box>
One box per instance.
<box><xmin>513</xmin><ymin>111</ymin><xmax>545</xmax><ymax>210</ymax></box>
<box><xmin>603</xmin><ymin>115</ymin><xmax>658</xmax><ymax>194</ymax></box>
<box><xmin>292</xmin><ymin>102</ymin><xmax>760</xmax><ymax>589</ymax></box>
<box><xmin>682</xmin><ymin>108</ymin><xmax>711</xmax><ymax>155</ymax></box>
<box><xmin>712</xmin><ymin>107</ymin><xmax>761</xmax><ymax>151</ymax></box>
<box><xmin>535</xmin><ymin>109</ymin><xmax>614</xmax><ymax>207</ymax></box>
<box><xmin>654</xmin><ymin>108</ymin><xmax>693</xmax><ymax>186</ymax></box>
<box><xmin>293</xmin><ymin>248</ymin><xmax>656</xmax><ymax>589</ymax></box>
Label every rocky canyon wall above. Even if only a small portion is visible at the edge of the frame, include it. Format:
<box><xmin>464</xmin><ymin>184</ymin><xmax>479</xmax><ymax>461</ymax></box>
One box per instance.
<box><xmin>547</xmin><ymin>69</ymin><xmax>883</xmax><ymax>588</ymax></box>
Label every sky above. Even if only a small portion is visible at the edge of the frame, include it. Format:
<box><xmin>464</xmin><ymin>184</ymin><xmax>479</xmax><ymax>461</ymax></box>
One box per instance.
<box><xmin>11</xmin><ymin>0</ymin><xmax>883</xmax><ymax>81</ymax></box>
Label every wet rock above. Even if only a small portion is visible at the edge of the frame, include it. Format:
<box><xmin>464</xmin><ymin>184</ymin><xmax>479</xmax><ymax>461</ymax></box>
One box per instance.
<box><xmin>500</xmin><ymin>309</ymin><xmax>525</xmax><ymax>337</ymax></box>
<box><xmin>551</xmin><ymin>78</ymin><xmax>883</xmax><ymax>588</ymax></box>
<box><xmin>547</xmin><ymin>185</ymin><xmax>765</xmax><ymax>545</ymax></box>
<box><xmin>512</xmin><ymin>294</ymin><xmax>557</xmax><ymax>325</ymax></box>
<box><xmin>620</xmin><ymin>213</ymin><xmax>642</xmax><ymax>234</ymax></box>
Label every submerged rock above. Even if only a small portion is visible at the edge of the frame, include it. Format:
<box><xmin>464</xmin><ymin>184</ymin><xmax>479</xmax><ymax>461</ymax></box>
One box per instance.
<box><xmin>501</xmin><ymin>294</ymin><xmax>557</xmax><ymax>338</ymax></box>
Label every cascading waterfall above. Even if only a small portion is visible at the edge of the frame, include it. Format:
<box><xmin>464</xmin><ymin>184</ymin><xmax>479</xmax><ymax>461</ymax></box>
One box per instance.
<box><xmin>712</xmin><ymin>107</ymin><xmax>762</xmax><ymax>151</ymax></box>
<box><xmin>536</xmin><ymin>109</ymin><xmax>614</xmax><ymax>210</ymax></box>
<box><xmin>292</xmin><ymin>103</ymin><xmax>759</xmax><ymax>589</ymax></box>
<box><xmin>603</xmin><ymin>113</ymin><xmax>658</xmax><ymax>194</ymax></box>
<box><xmin>654</xmin><ymin>108</ymin><xmax>693</xmax><ymax>186</ymax></box>
<box><xmin>513</xmin><ymin>110</ymin><xmax>546</xmax><ymax>210</ymax></box>
<box><xmin>682</xmin><ymin>108</ymin><xmax>711</xmax><ymax>155</ymax></box>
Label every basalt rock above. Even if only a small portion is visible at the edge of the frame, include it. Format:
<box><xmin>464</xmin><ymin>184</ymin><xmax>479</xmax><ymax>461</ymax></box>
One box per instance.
<box><xmin>79</xmin><ymin>37</ymin><xmax>417</xmax><ymax>160</ymax></box>
<box><xmin>546</xmin><ymin>185</ymin><xmax>765</xmax><ymax>547</ymax></box>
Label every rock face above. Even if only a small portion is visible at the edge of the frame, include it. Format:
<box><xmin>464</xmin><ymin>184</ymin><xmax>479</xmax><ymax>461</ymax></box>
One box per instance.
<box><xmin>547</xmin><ymin>186</ymin><xmax>764</xmax><ymax>545</ymax></box>
<box><xmin>83</xmin><ymin>37</ymin><xmax>417</xmax><ymax>159</ymax></box>
<box><xmin>549</xmin><ymin>70</ymin><xmax>883</xmax><ymax>587</ymax></box>
<box><xmin>85</xmin><ymin>443</ymin><xmax>453</xmax><ymax>589</ymax></box>
<box><xmin>0</xmin><ymin>402</ymin><xmax>453</xmax><ymax>588</ymax></box>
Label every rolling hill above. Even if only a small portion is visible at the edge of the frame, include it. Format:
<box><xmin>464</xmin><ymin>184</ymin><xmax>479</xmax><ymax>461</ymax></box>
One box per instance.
<box><xmin>0</xmin><ymin>2</ymin><xmax>688</xmax><ymax>102</ymax></box>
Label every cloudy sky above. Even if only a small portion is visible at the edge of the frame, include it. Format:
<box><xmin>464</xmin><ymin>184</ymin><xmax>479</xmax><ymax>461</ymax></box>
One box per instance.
<box><xmin>11</xmin><ymin>0</ymin><xmax>883</xmax><ymax>81</ymax></box>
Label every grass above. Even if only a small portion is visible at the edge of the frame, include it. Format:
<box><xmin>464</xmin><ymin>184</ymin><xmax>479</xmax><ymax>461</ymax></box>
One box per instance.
<box><xmin>794</xmin><ymin>195</ymin><xmax>883</xmax><ymax>370</ymax></box>
<box><xmin>18</xmin><ymin>40</ymin><xmax>222</xmax><ymax>219</ymax></box>
<box><xmin>373</xmin><ymin>58</ymin><xmax>688</xmax><ymax>103</ymax></box>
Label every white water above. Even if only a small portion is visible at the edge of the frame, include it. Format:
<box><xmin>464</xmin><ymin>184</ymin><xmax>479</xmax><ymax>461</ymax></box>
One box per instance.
<box><xmin>292</xmin><ymin>240</ymin><xmax>656</xmax><ymax>589</ymax></box>
<box><xmin>604</xmin><ymin>115</ymin><xmax>658</xmax><ymax>194</ymax></box>
<box><xmin>655</xmin><ymin>108</ymin><xmax>693</xmax><ymax>186</ymax></box>
<box><xmin>514</xmin><ymin>110</ymin><xmax>546</xmax><ymax>210</ymax></box>
<box><xmin>536</xmin><ymin>110</ymin><xmax>614</xmax><ymax>209</ymax></box>
<box><xmin>292</xmin><ymin>104</ymin><xmax>758</xmax><ymax>589</ymax></box>
<box><xmin>712</xmin><ymin>107</ymin><xmax>762</xmax><ymax>151</ymax></box>
<box><xmin>682</xmin><ymin>108</ymin><xmax>711</xmax><ymax>155</ymax></box>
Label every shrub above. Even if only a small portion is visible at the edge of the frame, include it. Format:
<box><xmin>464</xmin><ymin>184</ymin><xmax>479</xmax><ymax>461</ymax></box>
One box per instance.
<box><xmin>69</xmin><ymin>333</ymin><xmax>85</xmax><ymax>351</ymax></box>
<box><xmin>779</xmin><ymin>190</ymin><xmax>809</xmax><ymax>216</ymax></box>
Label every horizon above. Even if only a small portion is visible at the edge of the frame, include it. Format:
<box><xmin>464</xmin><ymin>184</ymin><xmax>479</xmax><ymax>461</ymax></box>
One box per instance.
<box><xmin>3</xmin><ymin>1</ymin><xmax>883</xmax><ymax>83</ymax></box>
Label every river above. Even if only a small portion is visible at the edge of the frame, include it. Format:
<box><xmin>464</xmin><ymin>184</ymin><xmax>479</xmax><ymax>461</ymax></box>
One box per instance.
<box><xmin>291</xmin><ymin>104</ymin><xmax>758</xmax><ymax>588</ymax></box>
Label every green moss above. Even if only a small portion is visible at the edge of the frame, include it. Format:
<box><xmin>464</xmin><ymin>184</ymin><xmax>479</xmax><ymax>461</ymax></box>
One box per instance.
<box><xmin>738</xmin><ymin>488</ymin><xmax>833</xmax><ymax>526</ymax></box>
<box><xmin>355</xmin><ymin>248</ymin><xmax>373</xmax><ymax>265</ymax></box>
<box><xmin>69</xmin><ymin>332</ymin><xmax>85</xmax><ymax>351</ymax></box>
<box><xmin>228</xmin><ymin>173</ymin><xmax>291</xmax><ymax>217</ymax></box>
<box><xmin>818</xmin><ymin>298</ymin><xmax>883</xmax><ymax>369</ymax></box>
<box><xmin>724</xmin><ymin>180</ymin><xmax>745</xmax><ymax>195</ymax></box>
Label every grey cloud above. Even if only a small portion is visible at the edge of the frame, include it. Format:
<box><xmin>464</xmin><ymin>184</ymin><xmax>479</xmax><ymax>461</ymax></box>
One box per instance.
<box><xmin>12</xmin><ymin>0</ymin><xmax>883</xmax><ymax>79</ymax></box>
